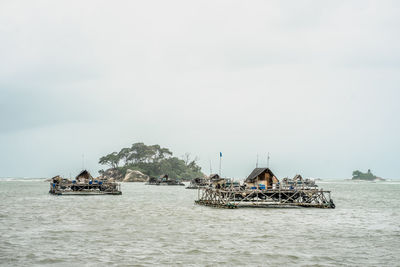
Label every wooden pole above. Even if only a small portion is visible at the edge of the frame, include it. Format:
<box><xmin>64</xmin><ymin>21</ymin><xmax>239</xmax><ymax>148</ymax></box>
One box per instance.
<box><xmin>219</xmin><ymin>152</ymin><xmax>222</xmax><ymax>177</ymax></box>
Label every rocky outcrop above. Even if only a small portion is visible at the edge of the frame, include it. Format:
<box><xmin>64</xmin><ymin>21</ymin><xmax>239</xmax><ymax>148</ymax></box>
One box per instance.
<box><xmin>100</xmin><ymin>168</ymin><xmax>124</xmax><ymax>181</ymax></box>
<box><xmin>122</xmin><ymin>169</ymin><xmax>149</xmax><ymax>182</ymax></box>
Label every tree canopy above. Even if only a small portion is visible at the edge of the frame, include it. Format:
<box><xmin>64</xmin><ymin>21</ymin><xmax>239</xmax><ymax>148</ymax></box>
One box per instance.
<box><xmin>99</xmin><ymin>152</ymin><xmax>121</xmax><ymax>169</ymax></box>
<box><xmin>352</xmin><ymin>169</ymin><xmax>377</xmax><ymax>180</ymax></box>
<box><xmin>99</xmin><ymin>142</ymin><xmax>203</xmax><ymax>180</ymax></box>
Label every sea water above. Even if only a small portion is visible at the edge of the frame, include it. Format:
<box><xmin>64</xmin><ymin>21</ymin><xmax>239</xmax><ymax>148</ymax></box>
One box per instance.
<box><xmin>0</xmin><ymin>179</ymin><xmax>399</xmax><ymax>266</ymax></box>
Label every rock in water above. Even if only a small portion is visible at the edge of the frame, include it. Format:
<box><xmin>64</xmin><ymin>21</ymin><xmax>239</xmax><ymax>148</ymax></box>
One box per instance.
<box><xmin>123</xmin><ymin>169</ymin><xmax>149</xmax><ymax>182</ymax></box>
<box><xmin>100</xmin><ymin>168</ymin><xmax>124</xmax><ymax>181</ymax></box>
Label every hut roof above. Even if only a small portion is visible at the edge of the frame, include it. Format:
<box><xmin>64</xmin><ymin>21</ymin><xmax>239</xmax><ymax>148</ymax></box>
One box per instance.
<box><xmin>159</xmin><ymin>174</ymin><xmax>169</xmax><ymax>179</ymax></box>
<box><xmin>293</xmin><ymin>174</ymin><xmax>303</xmax><ymax>180</ymax></box>
<box><xmin>209</xmin><ymin>173</ymin><xmax>220</xmax><ymax>179</ymax></box>
<box><xmin>51</xmin><ymin>175</ymin><xmax>62</xmax><ymax>182</ymax></box>
<box><xmin>210</xmin><ymin>178</ymin><xmax>227</xmax><ymax>186</ymax></box>
<box><xmin>245</xmin><ymin>168</ymin><xmax>276</xmax><ymax>183</ymax></box>
<box><xmin>75</xmin><ymin>170</ymin><xmax>93</xmax><ymax>180</ymax></box>
<box><xmin>148</xmin><ymin>177</ymin><xmax>157</xmax><ymax>182</ymax></box>
<box><xmin>193</xmin><ymin>177</ymin><xmax>203</xmax><ymax>183</ymax></box>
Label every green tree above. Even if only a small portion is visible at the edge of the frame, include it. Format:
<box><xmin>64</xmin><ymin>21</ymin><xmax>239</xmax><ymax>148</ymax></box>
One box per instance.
<box><xmin>128</xmin><ymin>143</ymin><xmax>153</xmax><ymax>163</ymax></box>
<box><xmin>352</xmin><ymin>170</ymin><xmax>362</xmax><ymax>178</ymax></box>
<box><xmin>99</xmin><ymin>152</ymin><xmax>121</xmax><ymax>169</ymax></box>
<box><xmin>118</xmin><ymin>147</ymin><xmax>131</xmax><ymax>164</ymax></box>
<box><xmin>151</xmin><ymin>144</ymin><xmax>172</xmax><ymax>162</ymax></box>
<box><xmin>99</xmin><ymin>143</ymin><xmax>204</xmax><ymax>180</ymax></box>
<box><xmin>127</xmin><ymin>143</ymin><xmax>172</xmax><ymax>164</ymax></box>
<box><xmin>352</xmin><ymin>169</ymin><xmax>377</xmax><ymax>180</ymax></box>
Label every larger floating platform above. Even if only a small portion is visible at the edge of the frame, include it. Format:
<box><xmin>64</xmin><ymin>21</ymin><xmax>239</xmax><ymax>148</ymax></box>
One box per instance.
<box><xmin>195</xmin><ymin>187</ymin><xmax>334</xmax><ymax>209</ymax></box>
<box><xmin>195</xmin><ymin>168</ymin><xmax>335</xmax><ymax>209</ymax></box>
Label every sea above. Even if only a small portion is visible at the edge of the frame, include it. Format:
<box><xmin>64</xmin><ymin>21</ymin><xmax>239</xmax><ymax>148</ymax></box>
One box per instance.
<box><xmin>0</xmin><ymin>179</ymin><xmax>399</xmax><ymax>266</ymax></box>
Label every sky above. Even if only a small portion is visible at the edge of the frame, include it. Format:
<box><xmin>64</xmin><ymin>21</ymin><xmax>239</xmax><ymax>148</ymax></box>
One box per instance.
<box><xmin>1</xmin><ymin>0</ymin><xmax>399</xmax><ymax>179</ymax></box>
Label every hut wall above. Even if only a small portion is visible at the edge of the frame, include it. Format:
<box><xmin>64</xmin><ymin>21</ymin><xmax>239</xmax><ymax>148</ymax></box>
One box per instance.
<box><xmin>265</xmin><ymin>172</ymin><xmax>271</xmax><ymax>188</ymax></box>
<box><xmin>245</xmin><ymin>173</ymin><xmax>279</xmax><ymax>188</ymax></box>
<box><xmin>244</xmin><ymin>168</ymin><xmax>281</xmax><ymax>189</ymax></box>
<box><xmin>246</xmin><ymin>181</ymin><xmax>255</xmax><ymax>187</ymax></box>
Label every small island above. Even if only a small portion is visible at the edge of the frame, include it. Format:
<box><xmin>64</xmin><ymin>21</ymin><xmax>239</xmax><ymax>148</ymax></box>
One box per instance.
<box><xmin>352</xmin><ymin>169</ymin><xmax>385</xmax><ymax>181</ymax></box>
<box><xmin>98</xmin><ymin>142</ymin><xmax>205</xmax><ymax>183</ymax></box>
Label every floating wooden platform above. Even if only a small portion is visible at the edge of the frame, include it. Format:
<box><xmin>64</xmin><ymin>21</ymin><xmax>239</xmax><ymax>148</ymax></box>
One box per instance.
<box><xmin>49</xmin><ymin>178</ymin><xmax>122</xmax><ymax>196</ymax></box>
<box><xmin>50</xmin><ymin>190</ymin><xmax>122</xmax><ymax>196</ymax></box>
<box><xmin>145</xmin><ymin>181</ymin><xmax>184</xmax><ymax>186</ymax></box>
<box><xmin>195</xmin><ymin>187</ymin><xmax>335</xmax><ymax>209</ymax></box>
<box><xmin>186</xmin><ymin>177</ymin><xmax>209</xmax><ymax>189</ymax></box>
<box><xmin>186</xmin><ymin>186</ymin><xmax>200</xmax><ymax>189</ymax></box>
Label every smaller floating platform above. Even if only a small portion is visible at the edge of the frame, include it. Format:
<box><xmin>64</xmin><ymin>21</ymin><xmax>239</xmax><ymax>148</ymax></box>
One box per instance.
<box><xmin>49</xmin><ymin>170</ymin><xmax>122</xmax><ymax>196</ymax></box>
<box><xmin>145</xmin><ymin>174</ymin><xmax>184</xmax><ymax>186</ymax></box>
<box><xmin>185</xmin><ymin>177</ymin><xmax>209</xmax><ymax>189</ymax></box>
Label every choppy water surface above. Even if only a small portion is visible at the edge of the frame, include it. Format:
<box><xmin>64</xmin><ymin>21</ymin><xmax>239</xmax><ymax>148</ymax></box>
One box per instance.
<box><xmin>0</xmin><ymin>179</ymin><xmax>399</xmax><ymax>266</ymax></box>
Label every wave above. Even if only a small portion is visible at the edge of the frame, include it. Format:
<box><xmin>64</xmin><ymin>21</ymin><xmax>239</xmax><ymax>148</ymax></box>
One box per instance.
<box><xmin>0</xmin><ymin>177</ymin><xmax>46</xmax><ymax>182</ymax></box>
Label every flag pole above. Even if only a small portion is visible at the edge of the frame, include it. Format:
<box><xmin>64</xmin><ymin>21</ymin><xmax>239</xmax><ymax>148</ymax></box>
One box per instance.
<box><xmin>219</xmin><ymin>152</ymin><xmax>222</xmax><ymax>177</ymax></box>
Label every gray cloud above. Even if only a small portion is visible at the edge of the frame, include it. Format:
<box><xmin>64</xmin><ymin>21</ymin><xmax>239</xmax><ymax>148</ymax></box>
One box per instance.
<box><xmin>0</xmin><ymin>0</ymin><xmax>399</xmax><ymax>179</ymax></box>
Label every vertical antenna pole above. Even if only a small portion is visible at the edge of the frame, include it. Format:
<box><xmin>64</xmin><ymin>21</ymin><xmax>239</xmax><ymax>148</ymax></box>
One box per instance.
<box><xmin>219</xmin><ymin>152</ymin><xmax>222</xmax><ymax>177</ymax></box>
<box><xmin>82</xmin><ymin>154</ymin><xmax>85</xmax><ymax>170</ymax></box>
<box><xmin>256</xmin><ymin>154</ymin><xmax>259</xmax><ymax>168</ymax></box>
<box><xmin>267</xmin><ymin>152</ymin><xmax>270</xmax><ymax>168</ymax></box>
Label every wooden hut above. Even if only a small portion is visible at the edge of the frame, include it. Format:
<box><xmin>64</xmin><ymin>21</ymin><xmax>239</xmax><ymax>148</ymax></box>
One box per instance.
<box><xmin>75</xmin><ymin>170</ymin><xmax>94</xmax><ymax>183</ymax></box>
<box><xmin>244</xmin><ymin>168</ymin><xmax>279</xmax><ymax>189</ymax></box>
<box><xmin>207</xmin><ymin>174</ymin><xmax>224</xmax><ymax>188</ymax></box>
<box><xmin>211</xmin><ymin>178</ymin><xmax>227</xmax><ymax>189</ymax></box>
<box><xmin>209</xmin><ymin>174</ymin><xmax>220</xmax><ymax>179</ymax></box>
<box><xmin>159</xmin><ymin>174</ymin><xmax>169</xmax><ymax>181</ymax></box>
<box><xmin>146</xmin><ymin>177</ymin><xmax>158</xmax><ymax>185</ymax></box>
<box><xmin>293</xmin><ymin>174</ymin><xmax>303</xmax><ymax>181</ymax></box>
<box><xmin>186</xmin><ymin>177</ymin><xmax>209</xmax><ymax>189</ymax></box>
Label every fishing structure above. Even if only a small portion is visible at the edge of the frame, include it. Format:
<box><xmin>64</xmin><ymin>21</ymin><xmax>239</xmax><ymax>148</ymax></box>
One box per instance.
<box><xmin>186</xmin><ymin>177</ymin><xmax>209</xmax><ymax>189</ymax></box>
<box><xmin>186</xmin><ymin>174</ymin><xmax>221</xmax><ymax>189</ymax></box>
<box><xmin>146</xmin><ymin>174</ymin><xmax>184</xmax><ymax>186</ymax></box>
<box><xmin>49</xmin><ymin>170</ymin><xmax>122</xmax><ymax>195</ymax></box>
<box><xmin>195</xmin><ymin>168</ymin><xmax>335</xmax><ymax>209</ymax></box>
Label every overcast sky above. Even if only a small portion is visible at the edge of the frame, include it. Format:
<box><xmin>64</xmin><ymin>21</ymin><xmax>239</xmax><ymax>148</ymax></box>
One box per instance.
<box><xmin>1</xmin><ymin>0</ymin><xmax>399</xmax><ymax>179</ymax></box>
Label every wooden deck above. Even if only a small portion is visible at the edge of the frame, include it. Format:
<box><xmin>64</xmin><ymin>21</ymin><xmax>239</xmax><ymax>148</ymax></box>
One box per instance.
<box><xmin>49</xmin><ymin>182</ymin><xmax>122</xmax><ymax>196</ymax></box>
<box><xmin>51</xmin><ymin>191</ymin><xmax>122</xmax><ymax>196</ymax></box>
<box><xmin>196</xmin><ymin>187</ymin><xmax>335</xmax><ymax>209</ymax></box>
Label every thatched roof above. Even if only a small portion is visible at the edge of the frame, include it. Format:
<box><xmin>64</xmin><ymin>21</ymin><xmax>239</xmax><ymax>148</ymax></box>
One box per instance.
<box><xmin>75</xmin><ymin>170</ymin><xmax>93</xmax><ymax>180</ymax></box>
<box><xmin>210</xmin><ymin>178</ymin><xmax>227</xmax><ymax>186</ymax></box>
<box><xmin>148</xmin><ymin>177</ymin><xmax>157</xmax><ymax>182</ymax></box>
<box><xmin>293</xmin><ymin>174</ymin><xmax>303</xmax><ymax>180</ymax></box>
<box><xmin>245</xmin><ymin>168</ymin><xmax>276</xmax><ymax>183</ymax></box>
<box><xmin>159</xmin><ymin>174</ymin><xmax>169</xmax><ymax>179</ymax></box>
<box><xmin>192</xmin><ymin>177</ymin><xmax>208</xmax><ymax>184</ymax></box>
<box><xmin>51</xmin><ymin>175</ymin><xmax>62</xmax><ymax>182</ymax></box>
<box><xmin>209</xmin><ymin>173</ymin><xmax>220</xmax><ymax>179</ymax></box>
